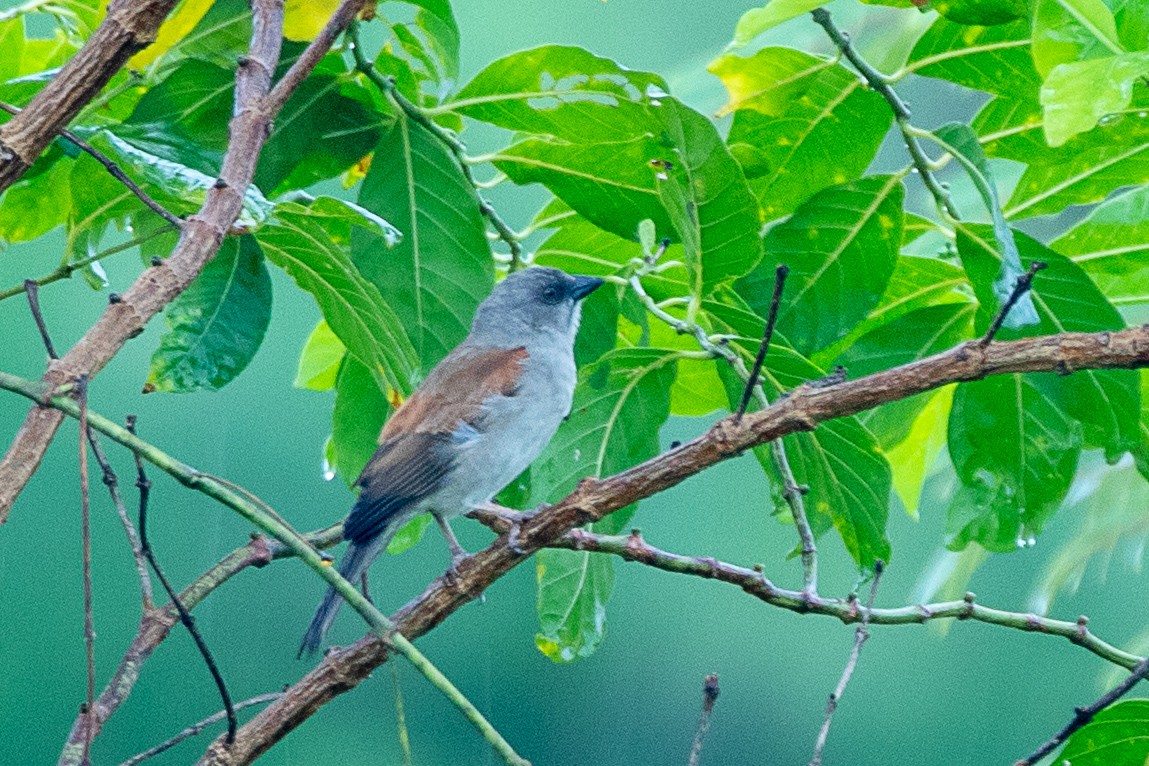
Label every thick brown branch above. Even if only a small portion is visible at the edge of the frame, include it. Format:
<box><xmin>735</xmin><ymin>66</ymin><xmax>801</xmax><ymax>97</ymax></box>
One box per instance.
<box><xmin>193</xmin><ymin>326</ymin><xmax>1149</xmax><ymax>765</ymax></box>
<box><xmin>0</xmin><ymin>0</ymin><xmax>179</xmax><ymax>193</ymax></box>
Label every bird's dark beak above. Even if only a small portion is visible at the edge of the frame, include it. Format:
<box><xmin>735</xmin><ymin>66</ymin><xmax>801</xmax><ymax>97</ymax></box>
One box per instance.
<box><xmin>570</xmin><ymin>276</ymin><xmax>604</xmax><ymax>301</ymax></box>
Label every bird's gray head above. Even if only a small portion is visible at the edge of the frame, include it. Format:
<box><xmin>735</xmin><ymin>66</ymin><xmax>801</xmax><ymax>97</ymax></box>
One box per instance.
<box><xmin>470</xmin><ymin>267</ymin><xmax>603</xmax><ymax>347</ymax></box>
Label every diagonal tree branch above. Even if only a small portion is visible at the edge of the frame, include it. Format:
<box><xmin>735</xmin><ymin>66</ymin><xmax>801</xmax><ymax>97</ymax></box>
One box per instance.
<box><xmin>0</xmin><ymin>0</ymin><xmax>180</xmax><ymax>193</ymax></box>
<box><xmin>4</xmin><ymin>324</ymin><xmax>1147</xmax><ymax>764</ymax></box>
<box><xmin>0</xmin><ymin>0</ymin><xmax>370</xmax><ymax>524</ymax></box>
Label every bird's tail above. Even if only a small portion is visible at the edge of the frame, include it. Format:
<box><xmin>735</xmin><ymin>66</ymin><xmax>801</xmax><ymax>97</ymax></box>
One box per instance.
<box><xmin>298</xmin><ymin>537</ymin><xmax>381</xmax><ymax>658</ymax></box>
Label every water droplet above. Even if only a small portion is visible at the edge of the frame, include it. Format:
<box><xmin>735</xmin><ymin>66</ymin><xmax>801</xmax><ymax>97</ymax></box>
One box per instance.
<box><xmin>1098</xmin><ymin>113</ymin><xmax>1122</xmax><ymax>127</ymax></box>
<box><xmin>1015</xmin><ymin>536</ymin><xmax>1026</xmax><ymax>549</ymax></box>
<box><xmin>1139</xmin><ymin>111</ymin><xmax>1148</xmax><ymax>118</ymax></box>
<box><xmin>573</xmin><ymin>448</ymin><xmax>581</xmax><ymax>461</ymax></box>
<box><xmin>322</xmin><ymin>455</ymin><xmax>336</xmax><ymax>482</ymax></box>
<box><xmin>1026</xmin><ymin>535</ymin><xmax>1036</xmax><ymax>547</ymax></box>
<box><xmin>910</xmin><ymin>167</ymin><xmax>919</xmax><ymax>174</ymax></box>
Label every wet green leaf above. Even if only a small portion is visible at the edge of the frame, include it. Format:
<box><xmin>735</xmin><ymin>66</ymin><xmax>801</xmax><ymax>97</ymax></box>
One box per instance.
<box><xmin>736</xmin><ymin>175</ymin><xmax>904</xmax><ymax>356</ymax></box>
<box><xmin>1056</xmin><ymin>700</ymin><xmax>1149</xmax><ymax>765</ymax></box>
<box><xmin>726</xmin><ymin>0</ymin><xmax>825</xmax><ymax>48</ymax></box>
<box><xmin>1030</xmin><ymin>0</ymin><xmax>1122</xmax><ymax>78</ymax></box>
<box><xmin>145</xmin><ymin>236</ymin><xmax>272</xmax><ymax>393</ymax></box>
<box><xmin>906</xmin><ymin>17</ymin><xmax>1037</xmax><ymax>96</ymax></box>
<box><xmin>355</xmin><ymin>113</ymin><xmax>493</xmax><ymax>372</ymax></box>
<box><xmin>726</xmin><ymin>52</ymin><xmax>890</xmax><ymax>223</ymax></box>
<box><xmin>1041</xmin><ymin>52</ymin><xmax>1149</xmax><ymax>146</ymax></box>
<box><xmin>450</xmin><ymin>45</ymin><xmax>667</xmax><ymax>142</ymax></box>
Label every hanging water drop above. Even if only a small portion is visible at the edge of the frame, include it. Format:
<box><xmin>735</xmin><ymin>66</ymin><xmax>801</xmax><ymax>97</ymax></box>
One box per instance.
<box><xmin>322</xmin><ymin>455</ymin><xmax>336</xmax><ymax>482</ymax></box>
<box><xmin>1026</xmin><ymin>534</ymin><xmax>1036</xmax><ymax>547</ymax></box>
<box><xmin>1015</xmin><ymin>535</ymin><xmax>1026</xmax><ymax>549</ymax></box>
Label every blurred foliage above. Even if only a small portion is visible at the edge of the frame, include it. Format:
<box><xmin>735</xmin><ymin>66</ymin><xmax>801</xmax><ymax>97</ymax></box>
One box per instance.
<box><xmin>2</xmin><ymin>0</ymin><xmax>1149</xmax><ymax>762</ymax></box>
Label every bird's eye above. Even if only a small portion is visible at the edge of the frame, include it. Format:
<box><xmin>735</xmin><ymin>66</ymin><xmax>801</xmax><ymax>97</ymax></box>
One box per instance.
<box><xmin>541</xmin><ymin>284</ymin><xmax>563</xmax><ymax>304</ymax></box>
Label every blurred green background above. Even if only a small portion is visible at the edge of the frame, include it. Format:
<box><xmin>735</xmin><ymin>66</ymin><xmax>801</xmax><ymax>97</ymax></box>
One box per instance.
<box><xmin>2</xmin><ymin>1</ymin><xmax>1148</xmax><ymax>764</ymax></box>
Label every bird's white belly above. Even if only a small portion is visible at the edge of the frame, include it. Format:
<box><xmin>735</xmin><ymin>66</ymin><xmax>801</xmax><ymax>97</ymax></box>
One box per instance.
<box><xmin>431</xmin><ymin>352</ymin><xmax>575</xmax><ymax>516</ymax></box>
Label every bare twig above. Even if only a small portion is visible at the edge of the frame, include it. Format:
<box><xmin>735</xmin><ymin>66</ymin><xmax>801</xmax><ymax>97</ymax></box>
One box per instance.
<box><xmin>392</xmin><ymin>666</ymin><xmax>414</xmax><ymax>766</ymax></box>
<box><xmin>128</xmin><ymin>418</ymin><xmax>238</xmax><ymax>743</ymax></box>
<box><xmin>688</xmin><ymin>674</ymin><xmax>720</xmax><ymax>766</ymax></box>
<box><xmin>86</xmin><ymin>427</ymin><xmax>154</xmax><ymax>608</ymax></box>
<box><xmin>0</xmin><ymin>101</ymin><xmax>183</xmax><ymax>227</ymax></box>
<box><xmin>24</xmin><ymin>280</ymin><xmax>59</xmax><ymax>360</ymax></box>
<box><xmin>809</xmin><ymin>560</ymin><xmax>885</xmax><ymax>766</ymax></box>
<box><xmin>116</xmin><ymin>692</ymin><xmax>283</xmax><ymax>766</ymax></box>
<box><xmin>981</xmin><ymin>261</ymin><xmax>1047</xmax><ymax>346</ymax></box>
<box><xmin>1015</xmin><ymin>655</ymin><xmax>1149</xmax><ymax>766</ymax></box>
<box><xmin>77</xmin><ymin>375</ymin><xmax>96</xmax><ymax>766</ymax></box>
<box><xmin>810</xmin><ymin>8</ymin><xmax>957</xmax><ymax>220</ymax></box>
<box><xmin>629</xmin><ymin>271</ymin><xmax>818</xmax><ymax>595</ymax></box>
<box><xmin>347</xmin><ymin>23</ymin><xmax>525</xmax><ymax>270</ymax></box>
<box><xmin>0</xmin><ymin>224</ymin><xmax>179</xmax><ymax>303</ymax></box>
<box><xmin>736</xmin><ymin>264</ymin><xmax>788</xmax><ymax>421</ymax></box>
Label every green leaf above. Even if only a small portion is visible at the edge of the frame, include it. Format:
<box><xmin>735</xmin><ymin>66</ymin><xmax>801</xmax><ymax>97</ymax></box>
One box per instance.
<box><xmin>118</xmin><ymin>58</ymin><xmax>233</xmax><ymax>173</ymax></box>
<box><xmin>144</xmin><ymin>236</ymin><xmax>272</xmax><ymax>393</ymax></box>
<box><xmin>726</xmin><ymin>54</ymin><xmax>890</xmax><ymax>223</ymax></box>
<box><xmin>905</xmin><ymin>17</ymin><xmax>1038</xmax><ymax>96</ymax></box>
<box><xmin>709</xmin><ymin>47</ymin><xmax>835</xmax><ymax>117</ymax></box>
<box><xmin>165</xmin><ymin>0</ymin><xmax>252</xmax><ymax>69</ymax></box>
<box><xmin>0</xmin><ymin>153</ymin><xmax>71</xmax><ymax>244</ymax></box>
<box><xmin>946</xmin><ymin>374</ymin><xmax>1081</xmax><ymax>552</ymax></box>
<box><xmin>1030</xmin><ymin>0</ymin><xmax>1123</xmax><ymax>78</ymax></box>
<box><xmin>1114</xmin><ymin>0</ymin><xmax>1149</xmax><ymax>53</ymax></box>
<box><xmin>838</xmin><ymin>302</ymin><xmax>975</xmax><ymax>448</ymax></box>
<box><xmin>1139</xmin><ymin>369</ymin><xmax>1149</xmax><ymax>481</ymax></box>
<box><xmin>707</xmin><ymin>297</ymin><xmax>892</xmax><ymax>569</ymax></box>
<box><xmin>932</xmin><ymin>0</ymin><xmax>1026</xmax><ymax>25</ymax></box>
<box><xmin>735</xmin><ymin>175</ymin><xmax>904</xmax><ymax>355</ymax></box>
<box><xmin>885</xmin><ymin>386</ymin><xmax>954</xmax><ymax>519</ymax></box>
<box><xmin>66</xmin><ymin>154</ymin><xmax>139</xmax><ymax>280</ymax></box>
<box><xmin>256</xmin><ymin>198</ymin><xmax>419</xmax><ymax>395</ymax></box>
<box><xmin>331</xmin><ymin>354</ymin><xmax>389</xmax><ymax>486</ymax></box>
<box><xmin>355</xmin><ymin>113</ymin><xmax>493</xmax><ymax>371</ymax></box>
<box><xmin>449</xmin><ymin>45</ymin><xmax>667</xmax><ymax>142</ymax></box>
<box><xmin>813</xmin><ymin>255</ymin><xmax>973</xmax><ymax>368</ymax></box>
<box><xmin>411</xmin><ymin>0</ymin><xmax>461</xmax><ymax>82</ymax></box>
<box><xmin>294</xmin><ymin>320</ymin><xmax>345</xmax><ymax>391</ymax></box>
<box><xmin>1057</xmin><ymin>700</ymin><xmax>1149</xmax><ymax>765</ymax></box>
<box><xmin>957</xmin><ymin>223</ymin><xmax>1140</xmax><ymax>458</ymax></box>
<box><xmin>670</xmin><ymin>358</ymin><xmax>728</xmax><ymax>416</ymax></box>
<box><xmin>727</xmin><ymin>0</ymin><xmax>824</xmax><ymax>48</ymax></box>
<box><xmin>1041</xmin><ymin>52</ymin><xmax>1149</xmax><ymax>146</ymax></box>
<box><xmin>1051</xmin><ymin>184</ymin><xmax>1149</xmax><ymax>313</ymax></box>
<box><xmin>931</xmin><ymin>122</ymin><xmax>1037</xmax><ymax>328</ymax></box>
<box><xmin>256</xmin><ymin>75</ymin><xmax>390</xmax><ymax>194</ymax></box>
<box><xmin>532</xmin><ymin>348</ymin><xmax>679</xmax><ymax>662</ymax></box>
<box><xmin>654</xmin><ymin>100</ymin><xmax>763</xmax><ymax>292</ymax></box>
<box><xmin>90</xmin><ymin>131</ymin><xmax>274</xmax><ymax>226</ymax></box>
<box><xmin>976</xmin><ymin>93</ymin><xmax>1149</xmax><ymax>220</ymax></box>
<box><xmin>494</xmin><ymin>133</ymin><xmax>672</xmax><ymax>241</ymax></box>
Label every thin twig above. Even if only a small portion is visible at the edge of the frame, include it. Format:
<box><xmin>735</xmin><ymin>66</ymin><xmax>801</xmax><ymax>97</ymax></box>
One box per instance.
<box><xmin>346</xmin><ymin>23</ymin><xmax>525</xmax><ymax>270</ymax></box>
<box><xmin>116</xmin><ymin>693</ymin><xmax>283</xmax><ymax>766</ymax></box>
<box><xmin>809</xmin><ymin>561</ymin><xmax>885</xmax><ymax>766</ymax></box>
<box><xmin>1</xmin><ymin>101</ymin><xmax>183</xmax><ymax>228</ymax></box>
<box><xmin>24</xmin><ymin>382</ymin><xmax>530</xmax><ymax>766</ymax></box>
<box><xmin>981</xmin><ymin>261</ymin><xmax>1047</xmax><ymax>346</ymax></box>
<box><xmin>77</xmin><ymin>375</ymin><xmax>96</xmax><ymax>766</ymax></box>
<box><xmin>1015</xmin><ymin>656</ymin><xmax>1149</xmax><ymax>766</ymax></box>
<box><xmin>126</xmin><ymin>417</ymin><xmax>238</xmax><ymax>743</ymax></box>
<box><xmin>0</xmin><ymin>224</ymin><xmax>179</xmax><ymax>303</ymax></box>
<box><xmin>687</xmin><ymin>674</ymin><xmax>720</xmax><ymax>766</ymax></box>
<box><xmin>629</xmin><ymin>272</ymin><xmax>818</xmax><ymax>595</ymax></box>
<box><xmin>736</xmin><ymin>264</ymin><xmax>788</xmax><ymax>421</ymax></box>
<box><xmin>392</xmin><ymin>665</ymin><xmax>414</xmax><ymax>766</ymax></box>
<box><xmin>23</xmin><ymin>280</ymin><xmax>58</xmax><ymax>359</ymax></box>
<box><xmin>86</xmin><ymin>427</ymin><xmax>154</xmax><ymax>609</ymax></box>
<box><xmin>810</xmin><ymin>8</ymin><xmax>958</xmax><ymax>220</ymax></box>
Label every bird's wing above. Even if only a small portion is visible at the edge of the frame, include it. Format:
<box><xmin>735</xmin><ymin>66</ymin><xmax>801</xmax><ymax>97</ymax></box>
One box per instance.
<box><xmin>342</xmin><ymin>345</ymin><xmax>528</xmax><ymax>544</ymax></box>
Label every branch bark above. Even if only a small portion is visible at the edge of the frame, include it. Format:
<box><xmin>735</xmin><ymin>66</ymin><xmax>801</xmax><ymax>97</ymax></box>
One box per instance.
<box><xmin>0</xmin><ymin>0</ymin><xmax>180</xmax><ymax>193</ymax></box>
<box><xmin>187</xmin><ymin>326</ymin><xmax>1149</xmax><ymax>765</ymax></box>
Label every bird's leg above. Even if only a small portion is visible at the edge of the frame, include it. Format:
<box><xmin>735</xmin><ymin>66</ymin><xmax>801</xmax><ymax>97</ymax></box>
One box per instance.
<box><xmin>360</xmin><ymin>571</ymin><xmax>373</xmax><ymax>605</ymax></box>
<box><xmin>434</xmin><ymin>514</ymin><xmax>470</xmax><ymax>579</ymax></box>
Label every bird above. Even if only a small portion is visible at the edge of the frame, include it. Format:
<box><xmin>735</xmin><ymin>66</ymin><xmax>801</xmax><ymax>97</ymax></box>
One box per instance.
<box><xmin>299</xmin><ymin>266</ymin><xmax>604</xmax><ymax>656</ymax></box>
